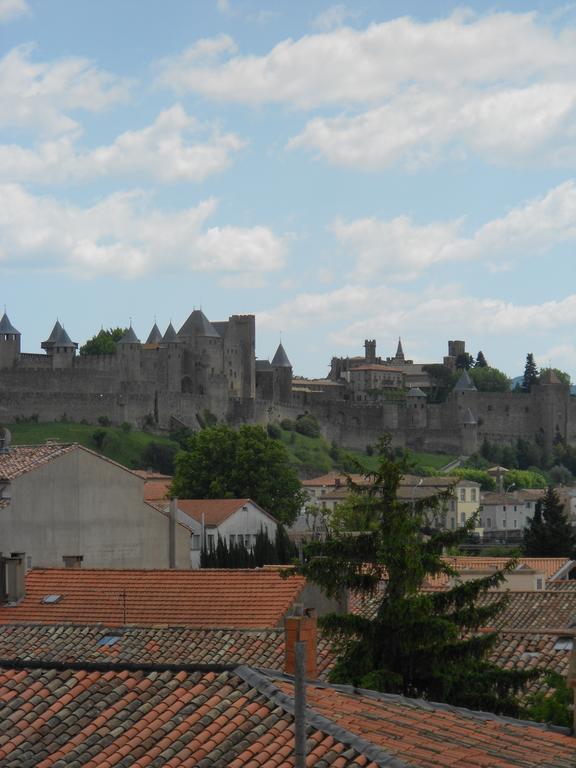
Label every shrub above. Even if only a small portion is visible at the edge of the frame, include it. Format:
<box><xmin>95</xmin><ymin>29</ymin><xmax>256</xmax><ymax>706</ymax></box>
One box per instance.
<box><xmin>266</xmin><ymin>423</ymin><xmax>282</xmax><ymax>440</ymax></box>
<box><xmin>98</xmin><ymin>415</ymin><xmax>112</xmax><ymax>427</ymax></box>
<box><xmin>294</xmin><ymin>414</ymin><xmax>320</xmax><ymax>438</ymax></box>
<box><xmin>92</xmin><ymin>428</ymin><xmax>107</xmax><ymax>451</ymax></box>
<box><xmin>120</xmin><ymin>421</ymin><xmax>132</xmax><ymax>433</ymax></box>
<box><xmin>280</xmin><ymin>418</ymin><xmax>294</xmax><ymax>431</ymax></box>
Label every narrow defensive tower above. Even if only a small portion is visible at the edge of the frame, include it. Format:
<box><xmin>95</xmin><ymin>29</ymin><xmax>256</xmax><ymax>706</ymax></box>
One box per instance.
<box><xmin>272</xmin><ymin>342</ymin><xmax>292</xmax><ymax>403</ymax></box>
<box><xmin>0</xmin><ymin>313</ymin><xmax>21</xmax><ymax>370</ymax></box>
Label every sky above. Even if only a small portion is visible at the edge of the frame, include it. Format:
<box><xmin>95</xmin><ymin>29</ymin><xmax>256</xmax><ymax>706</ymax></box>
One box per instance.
<box><xmin>2</xmin><ymin>0</ymin><xmax>576</xmax><ymax>380</ymax></box>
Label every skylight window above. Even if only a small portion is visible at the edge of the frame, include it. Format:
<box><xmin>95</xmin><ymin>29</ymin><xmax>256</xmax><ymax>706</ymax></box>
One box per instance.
<box><xmin>97</xmin><ymin>635</ymin><xmax>121</xmax><ymax>646</ymax></box>
<box><xmin>554</xmin><ymin>637</ymin><xmax>573</xmax><ymax>651</ymax></box>
<box><xmin>41</xmin><ymin>594</ymin><xmax>62</xmax><ymax>604</ymax></box>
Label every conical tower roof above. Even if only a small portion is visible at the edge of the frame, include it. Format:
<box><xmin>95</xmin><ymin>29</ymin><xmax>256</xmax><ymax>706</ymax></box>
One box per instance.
<box><xmin>454</xmin><ymin>369</ymin><xmax>477</xmax><ymax>392</ymax></box>
<box><xmin>162</xmin><ymin>322</ymin><xmax>178</xmax><ymax>343</ymax></box>
<box><xmin>395</xmin><ymin>337</ymin><xmax>405</xmax><ymax>361</ymax></box>
<box><xmin>0</xmin><ymin>312</ymin><xmax>20</xmax><ymax>335</ymax></box>
<box><xmin>406</xmin><ymin>387</ymin><xmax>426</xmax><ymax>398</ymax></box>
<box><xmin>117</xmin><ymin>326</ymin><xmax>140</xmax><ymax>345</ymax></box>
<box><xmin>53</xmin><ymin>325</ymin><xmax>77</xmax><ymax>349</ymax></box>
<box><xmin>178</xmin><ymin>310</ymin><xmax>220</xmax><ymax>339</ymax></box>
<box><xmin>42</xmin><ymin>320</ymin><xmax>63</xmax><ymax>349</ymax></box>
<box><xmin>146</xmin><ymin>323</ymin><xmax>163</xmax><ymax>345</ymax></box>
<box><xmin>272</xmin><ymin>342</ymin><xmax>291</xmax><ymax>368</ymax></box>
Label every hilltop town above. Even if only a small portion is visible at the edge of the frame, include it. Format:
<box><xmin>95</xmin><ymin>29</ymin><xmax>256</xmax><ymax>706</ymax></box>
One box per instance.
<box><xmin>1</xmin><ymin>310</ymin><xmax>574</xmax><ymax>456</ymax></box>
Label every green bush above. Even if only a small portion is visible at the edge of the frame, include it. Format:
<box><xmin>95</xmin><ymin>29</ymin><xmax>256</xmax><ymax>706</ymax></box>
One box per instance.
<box><xmin>295</xmin><ymin>414</ymin><xmax>321</xmax><ymax>438</ymax></box>
<box><xmin>267</xmin><ymin>423</ymin><xmax>282</xmax><ymax>440</ymax></box>
<box><xmin>280</xmin><ymin>418</ymin><xmax>294</xmax><ymax>431</ymax></box>
<box><xmin>120</xmin><ymin>421</ymin><xmax>132</xmax><ymax>433</ymax></box>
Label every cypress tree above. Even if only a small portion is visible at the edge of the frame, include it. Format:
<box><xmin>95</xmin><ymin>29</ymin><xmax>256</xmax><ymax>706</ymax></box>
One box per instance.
<box><xmin>522</xmin><ymin>353</ymin><xmax>539</xmax><ymax>393</ymax></box>
<box><xmin>523</xmin><ymin>486</ymin><xmax>575</xmax><ymax>557</ymax></box>
<box><xmin>475</xmin><ymin>351</ymin><xmax>488</xmax><ymax>368</ymax></box>
<box><xmin>297</xmin><ymin>437</ymin><xmax>537</xmax><ymax>716</ymax></box>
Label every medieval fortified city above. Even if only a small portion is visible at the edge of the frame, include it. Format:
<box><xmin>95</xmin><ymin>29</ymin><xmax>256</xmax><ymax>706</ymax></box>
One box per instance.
<box><xmin>3</xmin><ymin>3</ymin><xmax>576</xmax><ymax>767</ymax></box>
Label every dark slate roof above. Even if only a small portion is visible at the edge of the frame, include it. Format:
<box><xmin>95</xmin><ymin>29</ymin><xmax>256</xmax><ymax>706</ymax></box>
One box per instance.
<box><xmin>461</xmin><ymin>407</ymin><xmax>477</xmax><ymax>425</ymax></box>
<box><xmin>53</xmin><ymin>325</ymin><xmax>77</xmax><ymax>348</ymax></box>
<box><xmin>162</xmin><ymin>322</ymin><xmax>178</xmax><ymax>343</ymax></box>
<box><xmin>145</xmin><ymin>323</ymin><xmax>163</xmax><ymax>344</ymax></box>
<box><xmin>0</xmin><ymin>312</ymin><xmax>20</xmax><ymax>335</ymax></box>
<box><xmin>42</xmin><ymin>320</ymin><xmax>63</xmax><ymax>346</ymax></box>
<box><xmin>406</xmin><ymin>387</ymin><xmax>426</xmax><ymax>397</ymax></box>
<box><xmin>453</xmin><ymin>369</ymin><xmax>477</xmax><ymax>391</ymax></box>
<box><xmin>117</xmin><ymin>326</ymin><xmax>140</xmax><ymax>344</ymax></box>
<box><xmin>256</xmin><ymin>359</ymin><xmax>272</xmax><ymax>371</ymax></box>
<box><xmin>178</xmin><ymin>309</ymin><xmax>220</xmax><ymax>338</ymax></box>
<box><xmin>272</xmin><ymin>342</ymin><xmax>292</xmax><ymax>368</ymax></box>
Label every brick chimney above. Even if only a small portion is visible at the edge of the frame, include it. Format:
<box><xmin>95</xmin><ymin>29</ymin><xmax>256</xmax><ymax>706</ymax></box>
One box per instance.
<box><xmin>285</xmin><ymin>606</ymin><xmax>317</xmax><ymax>679</ymax></box>
<box><xmin>62</xmin><ymin>555</ymin><xmax>83</xmax><ymax>569</ymax></box>
<box><xmin>6</xmin><ymin>552</ymin><xmax>25</xmax><ymax>603</ymax></box>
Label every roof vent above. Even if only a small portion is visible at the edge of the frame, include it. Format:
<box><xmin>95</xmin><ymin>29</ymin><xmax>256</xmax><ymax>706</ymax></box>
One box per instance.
<box><xmin>0</xmin><ymin>426</ymin><xmax>11</xmax><ymax>454</ymax></box>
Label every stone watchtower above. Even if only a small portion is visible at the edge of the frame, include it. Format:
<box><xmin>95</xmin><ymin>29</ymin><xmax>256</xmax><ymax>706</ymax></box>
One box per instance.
<box><xmin>452</xmin><ymin>370</ymin><xmax>478</xmax><ymax>455</ymax></box>
<box><xmin>0</xmin><ymin>313</ymin><xmax>21</xmax><ymax>370</ymax></box>
<box><xmin>271</xmin><ymin>342</ymin><xmax>292</xmax><ymax>403</ymax></box>
<box><xmin>42</xmin><ymin>321</ymin><xmax>78</xmax><ymax>369</ymax></box>
<box><xmin>364</xmin><ymin>339</ymin><xmax>377</xmax><ymax>363</ymax></box>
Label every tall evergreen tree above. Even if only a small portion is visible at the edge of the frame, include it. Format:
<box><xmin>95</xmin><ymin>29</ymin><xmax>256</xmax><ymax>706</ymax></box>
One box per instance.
<box><xmin>297</xmin><ymin>438</ymin><xmax>536</xmax><ymax>716</ymax></box>
<box><xmin>475</xmin><ymin>350</ymin><xmax>488</xmax><ymax>368</ymax></box>
<box><xmin>522</xmin><ymin>353</ymin><xmax>539</xmax><ymax>393</ymax></box>
<box><xmin>523</xmin><ymin>486</ymin><xmax>575</xmax><ymax>557</ymax></box>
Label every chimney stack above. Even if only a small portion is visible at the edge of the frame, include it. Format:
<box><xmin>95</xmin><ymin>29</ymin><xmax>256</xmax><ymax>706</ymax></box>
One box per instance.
<box><xmin>6</xmin><ymin>552</ymin><xmax>25</xmax><ymax>603</ymax></box>
<box><xmin>285</xmin><ymin>606</ymin><xmax>317</xmax><ymax>679</ymax></box>
<box><xmin>62</xmin><ymin>555</ymin><xmax>83</xmax><ymax>569</ymax></box>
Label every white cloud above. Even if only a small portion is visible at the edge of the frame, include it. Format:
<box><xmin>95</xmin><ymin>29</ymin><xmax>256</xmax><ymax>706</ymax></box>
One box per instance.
<box><xmin>311</xmin><ymin>5</ymin><xmax>359</xmax><ymax>31</ymax></box>
<box><xmin>0</xmin><ymin>105</ymin><xmax>245</xmax><ymax>184</ymax></box>
<box><xmin>0</xmin><ymin>44</ymin><xmax>131</xmax><ymax>135</ymax></box>
<box><xmin>0</xmin><ymin>184</ymin><xmax>286</xmax><ymax>279</ymax></box>
<box><xmin>332</xmin><ymin>181</ymin><xmax>576</xmax><ymax>281</ymax></box>
<box><xmin>154</xmin><ymin>12</ymin><xmax>576</xmax><ymax>107</ymax></box>
<box><xmin>0</xmin><ymin>0</ymin><xmax>29</xmax><ymax>23</ymax></box>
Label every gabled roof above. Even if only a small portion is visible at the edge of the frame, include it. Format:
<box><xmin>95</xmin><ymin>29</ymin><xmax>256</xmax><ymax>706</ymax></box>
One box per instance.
<box><xmin>168</xmin><ymin>498</ymin><xmax>278</xmax><ymax>527</ymax></box>
<box><xmin>271</xmin><ymin>342</ymin><xmax>292</xmax><ymax>367</ymax></box>
<box><xmin>162</xmin><ymin>321</ymin><xmax>178</xmax><ymax>342</ymax></box>
<box><xmin>145</xmin><ymin>322</ymin><xmax>163</xmax><ymax>344</ymax></box>
<box><xmin>0</xmin><ymin>568</ymin><xmax>307</xmax><ymax>628</ymax></box>
<box><xmin>0</xmin><ymin>312</ymin><xmax>20</xmax><ymax>335</ymax></box>
<box><xmin>0</xmin><ymin>443</ymin><xmax>77</xmax><ymax>481</ymax></box>
<box><xmin>178</xmin><ymin>309</ymin><xmax>220</xmax><ymax>338</ymax></box>
<box><xmin>453</xmin><ymin>369</ymin><xmax>477</xmax><ymax>391</ymax></box>
<box><xmin>117</xmin><ymin>325</ymin><xmax>140</xmax><ymax>344</ymax></box>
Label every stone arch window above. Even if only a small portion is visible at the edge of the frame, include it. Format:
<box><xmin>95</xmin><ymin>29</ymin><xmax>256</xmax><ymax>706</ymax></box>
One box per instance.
<box><xmin>181</xmin><ymin>376</ymin><xmax>193</xmax><ymax>393</ymax></box>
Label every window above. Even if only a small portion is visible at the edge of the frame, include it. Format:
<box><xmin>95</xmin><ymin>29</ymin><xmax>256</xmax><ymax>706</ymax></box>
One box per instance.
<box><xmin>471</xmin><ymin>489</ymin><xmax>477</xmax><ymax>502</ymax></box>
<box><xmin>502</xmin><ymin>519</ymin><xmax>507</xmax><ymax>528</ymax></box>
<box><xmin>450</xmin><ymin>500</ymin><xmax>455</xmax><ymax>511</ymax></box>
<box><xmin>41</xmin><ymin>595</ymin><xmax>62</xmax><ymax>604</ymax></box>
<box><xmin>486</xmin><ymin>518</ymin><xmax>492</xmax><ymax>528</ymax></box>
<box><xmin>98</xmin><ymin>635</ymin><xmax>121</xmax><ymax>646</ymax></box>
<box><xmin>536</xmin><ymin>578</ymin><xmax>544</xmax><ymax>592</ymax></box>
<box><xmin>554</xmin><ymin>637</ymin><xmax>573</xmax><ymax>651</ymax></box>
<box><xmin>450</xmin><ymin>518</ymin><xmax>455</xmax><ymax>529</ymax></box>
<box><xmin>513</xmin><ymin>519</ymin><xmax>518</xmax><ymax>529</ymax></box>
<box><xmin>459</xmin><ymin>488</ymin><xmax>466</xmax><ymax>501</ymax></box>
<box><xmin>192</xmin><ymin>535</ymin><xmax>201</xmax><ymax>550</ymax></box>
<box><xmin>503</xmin><ymin>505</ymin><xmax>507</xmax><ymax>512</ymax></box>
<box><xmin>460</xmin><ymin>512</ymin><xmax>466</xmax><ymax>525</ymax></box>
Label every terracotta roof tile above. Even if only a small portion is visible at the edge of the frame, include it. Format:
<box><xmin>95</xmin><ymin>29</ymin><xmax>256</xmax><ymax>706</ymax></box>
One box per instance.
<box><xmin>0</xmin><ymin>443</ymin><xmax>77</xmax><ymax>480</ymax></box>
<box><xmin>0</xmin><ymin>568</ymin><xmax>307</xmax><ymax>628</ymax></box>
<box><xmin>0</xmin><ymin>623</ymin><xmax>335</xmax><ymax>676</ymax></box>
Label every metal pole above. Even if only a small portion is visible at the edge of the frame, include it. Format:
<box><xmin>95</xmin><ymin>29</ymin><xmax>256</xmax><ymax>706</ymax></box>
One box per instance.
<box><xmin>294</xmin><ymin>641</ymin><xmax>307</xmax><ymax>768</ymax></box>
<box><xmin>169</xmin><ymin>498</ymin><xmax>177</xmax><ymax>568</ymax></box>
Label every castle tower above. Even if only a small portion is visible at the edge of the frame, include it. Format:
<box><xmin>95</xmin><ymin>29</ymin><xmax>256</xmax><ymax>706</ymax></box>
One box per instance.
<box><xmin>533</xmin><ymin>368</ymin><xmax>571</xmax><ymax>448</ymax></box>
<box><xmin>271</xmin><ymin>342</ymin><xmax>292</xmax><ymax>403</ymax></box>
<box><xmin>50</xmin><ymin>325</ymin><xmax>78</xmax><ymax>369</ymax></box>
<box><xmin>117</xmin><ymin>325</ymin><xmax>141</xmax><ymax>382</ymax></box>
<box><xmin>406</xmin><ymin>387</ymin><xmax>427</xmax><ymax>428</ymax></box>
<box><xmin>178</xmin><ymin>310</ymin><xmax>222</xmax><ymax>396</ymax></box>
<box><xmin>0</xmin><ymin>313</ymin><xmax>20</xmax><ymax>370</ymax></box>
<box><xmin>460</xmin><ymin>407</ymin><xmax>478</xmax><ymax>454</ymax></box>
<box><xmin>162</xmin><ymin>322</ymin><xmax>182</xmax><ymax>392</ymax></box>
<box><xmin>364</xmin><ymin>339</ymin><xmax>376</xmax><ymax>363</ymax></box>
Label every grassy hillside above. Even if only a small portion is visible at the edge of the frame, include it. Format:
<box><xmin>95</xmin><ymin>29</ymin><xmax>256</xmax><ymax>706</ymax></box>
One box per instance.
<box><xmin>7</xmin><ymin>420</ymin><xmax>456</xmax><ymax>478</ymax></box>
<box><xmin>8</xmin><ymin>421</ymin><xmax>178</xmax><ymax>471</ymax></box>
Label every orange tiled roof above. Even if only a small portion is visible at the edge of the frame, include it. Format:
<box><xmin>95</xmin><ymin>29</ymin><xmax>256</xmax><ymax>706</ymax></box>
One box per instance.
<box><xmin>424</xmin><ymin>557</ymin><xmax>571</xmax><ymax>589</ymax></box>
<box><xmin>277</xmin><ymin>678</ymin><xmax>576</xmax><ymax>768</ymax></box>
<box><xmin>0</xmin><ymin>443</ymin><xmax>77</xmax><ymax>480</ymax></box>
<box><xmin>143</xmin><ymin>478</ymin><xmax>172</xmax><ymax>501</ymax></box>
<box><xmin>0</xmin><ymin>665</ymin><xmax>380</xmax><ymax>767</ymax></box>
<box><xmin>0</xmin><ymin>623</ymin><xmax>335</xmax><ymax>677</ymax></box>
<box><xmin>0</xmin><ymin>568</ymin><xmax>306</xmax><ymax>628</ymax></box>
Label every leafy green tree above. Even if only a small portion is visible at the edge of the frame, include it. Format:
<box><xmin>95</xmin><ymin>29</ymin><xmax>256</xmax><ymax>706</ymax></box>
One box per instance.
<box><xmin>80</xmin><ymin>328</ymin><xmax>126</xmax><ymax>356</ymax></box>
<box><xmin>522</xmin><ymin>353</ymin><xmax>539</xmax><ymax>393</ymax></box>
<box><xmin>469</xmin><ymin>366</ymin><xmax>510</xmax><ymax>392</ymax></box>
<box><xmin>297</xmin><ymin>438</ymin><xmax>536</xmax><ymax>715</ymax></box>
<box><xmin>421</xmin><ymin>364</ymin><xmax>458</xmax><ymax>403</ymax></box>
<box><xmin>455</xmin><ymin>352</ymin><xmax>474</xmax><ymax>370</ymax></box>
<box><xmin>523</xmin><ymin>485</ymin><xmax>575</xmax><ymax>557</ymax></box>
<box><xmin>506</xmin><ymin>468</ymin><xmax>547</xmax><ymax>489</ymax></box>
<box><xmin>171</xmin><ymin>424</ymin><xmax>305</xmax><ymax>525</ymax></box>
<box><xmin>452</xmin><ymin>468</ymin><xmax>495</xmax><ymax>491</ymax></box>
<box><xmin>523</xmin><ymin>672</ymin><xmax>572</xmax><ymax>728</ymax></box>
<box><xmin>475</xmin><ymin>351</ymin><xmax>488</xmax><ymax>368</ymax></box>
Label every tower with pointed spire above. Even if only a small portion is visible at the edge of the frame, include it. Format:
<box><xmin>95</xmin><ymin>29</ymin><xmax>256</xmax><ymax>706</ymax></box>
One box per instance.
<box><xmin>0</xmin><ymin>312</ymin><xmax>20</xmax><ymax>369</ymax></box>
<box><xmin>271</xmin><ymin>341</ymin><xmax>293</xmax><ymax>402</ymax></box>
